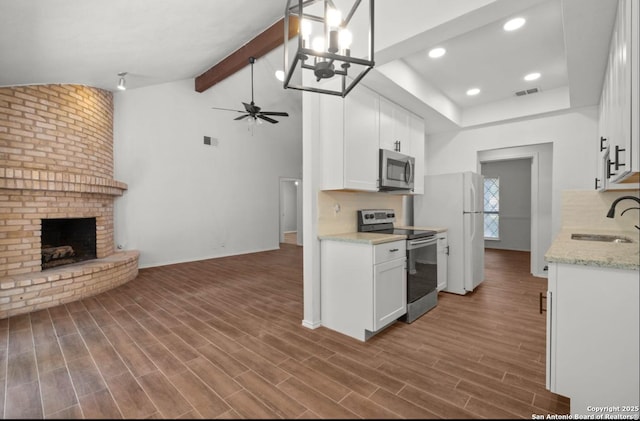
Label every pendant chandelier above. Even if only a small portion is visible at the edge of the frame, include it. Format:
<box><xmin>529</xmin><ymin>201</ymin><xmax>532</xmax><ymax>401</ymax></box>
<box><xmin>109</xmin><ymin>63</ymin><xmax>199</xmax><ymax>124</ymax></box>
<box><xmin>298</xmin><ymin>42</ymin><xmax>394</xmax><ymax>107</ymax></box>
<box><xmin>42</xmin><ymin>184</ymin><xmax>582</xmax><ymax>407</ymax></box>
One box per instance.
<box><xmin>283</xmin><ymin>0</ymin><xmax>375</xmax><ymax>97</ymax></box>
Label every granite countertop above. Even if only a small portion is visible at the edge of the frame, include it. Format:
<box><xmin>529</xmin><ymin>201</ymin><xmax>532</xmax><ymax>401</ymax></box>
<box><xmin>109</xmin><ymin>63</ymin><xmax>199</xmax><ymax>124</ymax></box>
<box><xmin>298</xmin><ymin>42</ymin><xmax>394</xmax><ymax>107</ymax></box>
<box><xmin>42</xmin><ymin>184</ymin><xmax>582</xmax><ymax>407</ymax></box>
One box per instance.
<box><xmin>545</xmin><ymin>228</ymin><xmax>640</xmax><ymax>271</ymax></box>
<box><xmin>318</xmin><ymin>226</ymin><xmax>447</xmax><ymax>245</ymax></box>
<box><xmin>318</xmin><ymin>232</ymin><xmax>407</xmax><ymax>245</ymax></box>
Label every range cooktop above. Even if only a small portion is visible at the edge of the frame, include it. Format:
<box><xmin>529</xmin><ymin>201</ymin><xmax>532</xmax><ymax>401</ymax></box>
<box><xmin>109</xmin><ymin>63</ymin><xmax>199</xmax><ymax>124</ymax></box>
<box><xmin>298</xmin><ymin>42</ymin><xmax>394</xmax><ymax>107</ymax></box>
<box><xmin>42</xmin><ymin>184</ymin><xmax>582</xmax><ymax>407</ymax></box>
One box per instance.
<box><xmin>357</xmin><ymin>209</ymin><xmax>436</xmax><ymax>240</ymax></box>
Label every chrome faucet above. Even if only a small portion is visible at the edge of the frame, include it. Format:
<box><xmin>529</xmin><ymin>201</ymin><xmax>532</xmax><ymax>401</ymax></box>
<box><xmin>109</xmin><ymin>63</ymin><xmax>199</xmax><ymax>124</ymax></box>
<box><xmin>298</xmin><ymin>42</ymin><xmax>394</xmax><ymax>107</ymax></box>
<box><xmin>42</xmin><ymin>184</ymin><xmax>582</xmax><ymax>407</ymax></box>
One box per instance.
<box><xmin>606</xmin><ymin>196</ymin><xmax>640</xmax><ymax>229</ymax></box>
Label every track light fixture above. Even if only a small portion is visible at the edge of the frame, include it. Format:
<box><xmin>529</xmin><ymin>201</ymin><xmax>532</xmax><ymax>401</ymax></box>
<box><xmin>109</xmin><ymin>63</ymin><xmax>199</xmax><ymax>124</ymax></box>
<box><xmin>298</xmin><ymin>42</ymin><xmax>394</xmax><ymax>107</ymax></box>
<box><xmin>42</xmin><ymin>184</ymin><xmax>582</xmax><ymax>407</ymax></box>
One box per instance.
<box><xmin>283</xmin><ymin>0</ymin><xmax>375</xmax><ymax>97</ymax></box>
<box><xmin>117</xmin><ymin>72</ymin><xmax>127</xmax><ymax>91</ymax></box>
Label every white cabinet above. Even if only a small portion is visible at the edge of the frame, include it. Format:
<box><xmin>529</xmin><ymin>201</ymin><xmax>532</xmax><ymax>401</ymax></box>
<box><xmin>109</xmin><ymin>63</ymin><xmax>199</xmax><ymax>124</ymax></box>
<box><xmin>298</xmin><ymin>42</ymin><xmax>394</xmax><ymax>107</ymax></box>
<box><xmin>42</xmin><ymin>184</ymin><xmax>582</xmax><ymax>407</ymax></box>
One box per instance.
<box><xmin>546</xmin><ymin>262</ymin><xmax>639</xmax><ymax>416</ymax></box>
<box><xmin>379</xmin><ymin>97</ymin><xmax>425</xmax><ymax>194</ymax></box>
<box><xmin>379</xmin><ymin>96</ymin><xmax>410</xmax><ymax>153</ymax></box>
<box><xmin>597</xmin><ymin>0</ymin><xmax>639</xmax><ymax>188</ymax></box>
<box><xmin>319</xmin><ymin>82</ymin><xmax>379</xmax><ymax>191</ymax></box>
<box><xmin>373</xmin><ymin>254</ymin><xmax>407</xmax><ymax>330</ymax></box>
<box><xmin>436</xmin><ymin>232</ymin><xmax>448</xmax><ymax>291</ymax></box>
<box><xmin>321</xmin><ymin>239</ymin><xmax>406</xmax><ymax>341</ymax></box>
<box><xmin>344</xmin><ymin>84</ymin><xmax>380</xmax><ymax>191</ymax></box>
<box><xmin>317</xmin><ymin>81</ymin><xmax>426</xmax><ymax>193</ymax></box>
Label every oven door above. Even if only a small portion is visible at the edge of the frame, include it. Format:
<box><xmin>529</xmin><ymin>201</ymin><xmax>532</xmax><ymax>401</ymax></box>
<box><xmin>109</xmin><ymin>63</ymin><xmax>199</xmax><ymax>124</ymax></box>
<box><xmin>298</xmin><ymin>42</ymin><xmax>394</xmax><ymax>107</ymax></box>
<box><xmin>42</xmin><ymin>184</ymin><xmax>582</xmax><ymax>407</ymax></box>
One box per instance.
<box><xmin>406</xmin><ymin>236</ymin><xmax>438</xmax><ymax>304</ymax></box>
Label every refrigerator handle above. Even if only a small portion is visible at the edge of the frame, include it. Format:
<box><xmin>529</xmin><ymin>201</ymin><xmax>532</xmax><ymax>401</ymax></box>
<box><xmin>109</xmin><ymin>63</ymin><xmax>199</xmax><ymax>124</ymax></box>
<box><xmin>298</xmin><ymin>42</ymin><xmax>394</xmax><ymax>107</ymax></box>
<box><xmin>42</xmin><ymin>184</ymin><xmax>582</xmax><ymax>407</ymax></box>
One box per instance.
<box><xmin>470</xmin><ymin>211</ymin><xmax>477</xmax><ymax>240</ymax></box>
<box><xmin>469</xmin><ymin>178</ymin><xmax>477</xmax><ymax>212</ymax></box>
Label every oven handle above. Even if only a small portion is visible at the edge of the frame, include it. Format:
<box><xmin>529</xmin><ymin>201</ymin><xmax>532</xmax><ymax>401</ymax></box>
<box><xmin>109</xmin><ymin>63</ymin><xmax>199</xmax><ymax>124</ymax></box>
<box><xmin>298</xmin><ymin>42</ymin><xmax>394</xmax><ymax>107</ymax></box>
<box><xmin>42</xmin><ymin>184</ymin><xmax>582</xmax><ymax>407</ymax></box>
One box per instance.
<box><xmin>407</xmin><ymin>236</ymin><xmax>438</xmax><ymax>249</ymax></box>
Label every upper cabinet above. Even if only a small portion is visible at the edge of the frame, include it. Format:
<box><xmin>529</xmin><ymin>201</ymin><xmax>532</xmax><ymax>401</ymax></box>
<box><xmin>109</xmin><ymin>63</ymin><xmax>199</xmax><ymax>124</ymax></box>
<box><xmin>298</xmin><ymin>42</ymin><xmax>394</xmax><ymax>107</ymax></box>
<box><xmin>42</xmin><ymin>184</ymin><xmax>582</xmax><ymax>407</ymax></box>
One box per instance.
<box><xmin>597</xmin><ymin>0</ymin><xmax>639</xmax><ymax>189</ymax></box>
<box><xmin>319</xmin><ymin>82</ymin><xmax>380</xmax><ymax>191</ymax></box>
<box><xmin>318</xmin><ymin>82</ymin><xmax>426</xmax><ymax>194</ymax></box>
<box><xmin>344</xmin><ymin>84</ymin><xmax>381</xmax><ymax>191</ymax></box>
<box><xmin>379</xmin><ymin>96</ymin><xmax>410</xmax><ymax>154</ymax></box>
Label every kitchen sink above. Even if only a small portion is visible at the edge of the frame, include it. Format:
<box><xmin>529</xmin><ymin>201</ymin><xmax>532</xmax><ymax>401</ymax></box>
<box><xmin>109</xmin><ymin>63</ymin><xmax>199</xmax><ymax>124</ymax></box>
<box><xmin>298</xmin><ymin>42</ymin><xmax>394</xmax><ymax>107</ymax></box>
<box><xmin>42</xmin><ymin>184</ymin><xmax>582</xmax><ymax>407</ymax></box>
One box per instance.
<box><xmin>571</xmin><ymin>233</ymin><xmax>634</xmax><ymax>243</ymax></box>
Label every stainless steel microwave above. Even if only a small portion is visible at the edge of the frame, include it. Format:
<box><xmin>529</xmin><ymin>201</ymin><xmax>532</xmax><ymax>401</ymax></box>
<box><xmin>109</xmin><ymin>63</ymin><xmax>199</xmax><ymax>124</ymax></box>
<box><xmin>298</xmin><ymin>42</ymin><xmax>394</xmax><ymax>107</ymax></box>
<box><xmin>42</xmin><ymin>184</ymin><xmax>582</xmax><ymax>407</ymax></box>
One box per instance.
<box><xmin>379</xmin><ymin>148</ymin><xmax>415</xmax><ymax>191</ymax></box>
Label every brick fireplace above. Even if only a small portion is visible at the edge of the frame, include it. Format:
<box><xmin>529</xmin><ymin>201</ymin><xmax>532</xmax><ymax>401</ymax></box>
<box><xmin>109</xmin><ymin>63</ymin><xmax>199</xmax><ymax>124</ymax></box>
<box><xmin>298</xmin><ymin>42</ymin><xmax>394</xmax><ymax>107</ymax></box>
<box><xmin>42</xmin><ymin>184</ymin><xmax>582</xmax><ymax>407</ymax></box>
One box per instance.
<box><xmin>0</xmin><ymin>84</ymin><xmax>139</xmax><ymax>318</ymax></box>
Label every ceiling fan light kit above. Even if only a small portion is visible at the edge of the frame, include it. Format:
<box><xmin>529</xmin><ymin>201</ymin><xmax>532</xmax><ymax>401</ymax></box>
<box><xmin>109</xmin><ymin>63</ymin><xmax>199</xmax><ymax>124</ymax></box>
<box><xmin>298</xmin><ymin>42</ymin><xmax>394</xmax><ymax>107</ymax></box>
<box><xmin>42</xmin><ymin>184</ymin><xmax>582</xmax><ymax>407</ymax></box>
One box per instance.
<box><xmin>211</xmin><ymin>57</ymin><xmax>289</xmax><ymax>124</ymax></box>
<box><xmin>283</xmin><ymin>0</ymin><xmax>375</xmax><ymax>97</ymax></box>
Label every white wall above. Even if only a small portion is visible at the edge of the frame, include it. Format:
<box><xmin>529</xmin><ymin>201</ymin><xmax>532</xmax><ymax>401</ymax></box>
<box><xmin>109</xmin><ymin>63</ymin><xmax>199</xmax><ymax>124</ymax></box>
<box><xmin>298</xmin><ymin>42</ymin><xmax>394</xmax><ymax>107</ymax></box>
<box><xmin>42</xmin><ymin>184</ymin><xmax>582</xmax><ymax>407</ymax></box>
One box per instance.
<box><xmin>113</xmin><ymin>68</ymin><xmax>302</xmax><ymax>268</ymax></box>
<box><xmin>426</xmin><ymin>107</ymin><xmax>599</xmax><ymax>247</ymax></box>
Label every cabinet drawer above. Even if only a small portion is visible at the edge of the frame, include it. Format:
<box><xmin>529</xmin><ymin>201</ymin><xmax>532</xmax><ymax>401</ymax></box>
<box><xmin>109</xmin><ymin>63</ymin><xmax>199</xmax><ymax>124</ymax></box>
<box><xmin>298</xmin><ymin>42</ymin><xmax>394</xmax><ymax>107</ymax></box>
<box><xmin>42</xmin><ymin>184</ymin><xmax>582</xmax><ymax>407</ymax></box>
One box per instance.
<box><xmin>374</xmin><ymin>240</ymin><xmax>406</xmax><ymax>264</ymax></box>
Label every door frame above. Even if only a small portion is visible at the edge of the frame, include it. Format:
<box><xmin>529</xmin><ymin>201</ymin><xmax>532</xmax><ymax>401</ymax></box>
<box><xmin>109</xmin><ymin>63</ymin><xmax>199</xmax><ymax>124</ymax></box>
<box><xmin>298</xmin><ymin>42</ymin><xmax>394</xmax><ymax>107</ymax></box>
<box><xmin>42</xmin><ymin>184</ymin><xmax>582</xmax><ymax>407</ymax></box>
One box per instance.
<box><xmin>279</xmin><ymin>177</ymin><xmax>302</xmax><ymax>246</ymax></box>
<box><xmin>478</xmin><ymin>151</ymin><xmax>542</xmax><ymax>277</ymax></box>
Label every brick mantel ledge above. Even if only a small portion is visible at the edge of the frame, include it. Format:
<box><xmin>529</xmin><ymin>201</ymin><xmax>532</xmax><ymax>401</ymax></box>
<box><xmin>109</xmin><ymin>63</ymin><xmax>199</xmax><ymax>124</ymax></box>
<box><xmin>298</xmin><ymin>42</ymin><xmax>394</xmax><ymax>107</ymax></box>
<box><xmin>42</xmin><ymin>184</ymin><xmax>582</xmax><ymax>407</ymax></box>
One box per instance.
<box><xmin>0</xmin><ymin>250</ymin><xmax>139</xmax><ymax>319</ymax></box>
<box><xmin>0</xmin><ymin>168</ymin><xmax>127</xmax><ymax>196</ymax></box>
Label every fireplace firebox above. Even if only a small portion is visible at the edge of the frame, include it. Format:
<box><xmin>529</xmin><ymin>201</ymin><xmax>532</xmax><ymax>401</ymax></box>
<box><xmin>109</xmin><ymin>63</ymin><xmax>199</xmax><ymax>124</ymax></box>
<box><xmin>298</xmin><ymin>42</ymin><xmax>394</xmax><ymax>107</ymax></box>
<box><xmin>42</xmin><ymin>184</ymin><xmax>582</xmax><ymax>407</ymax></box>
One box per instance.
<box><xmin>41</xmin><ymin>218</ymin><xmax>97</xmax><ymax>270</ymax></box>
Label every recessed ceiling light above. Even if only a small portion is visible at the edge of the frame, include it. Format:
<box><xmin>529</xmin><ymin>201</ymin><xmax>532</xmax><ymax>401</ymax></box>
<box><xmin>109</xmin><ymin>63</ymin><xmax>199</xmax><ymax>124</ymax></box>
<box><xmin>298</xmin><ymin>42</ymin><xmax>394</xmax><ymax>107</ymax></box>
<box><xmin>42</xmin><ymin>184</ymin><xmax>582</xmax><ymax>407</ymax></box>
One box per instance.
<box><xmin>275</xmin><ymin>70</ymin><xmax>285</xmax><ymax>82</ymax></box>
<box><xmin>466</xmin><ymin>88</ymin><xmax>480</xmax><ymax>96</ymax></box>
<box><xmin>524</xmin><ymin>72</ymin><xmax>541</xmax><ymax>81</ymax></box>
<box><xmin>428</xmin><ymin>47</ymin><xmax>446</xmax><ymax>58</ymax></box>
<box><xmin>503</xmin><ymin>17</ymin><xmax>526</xmax><ymax>31</ymax></box>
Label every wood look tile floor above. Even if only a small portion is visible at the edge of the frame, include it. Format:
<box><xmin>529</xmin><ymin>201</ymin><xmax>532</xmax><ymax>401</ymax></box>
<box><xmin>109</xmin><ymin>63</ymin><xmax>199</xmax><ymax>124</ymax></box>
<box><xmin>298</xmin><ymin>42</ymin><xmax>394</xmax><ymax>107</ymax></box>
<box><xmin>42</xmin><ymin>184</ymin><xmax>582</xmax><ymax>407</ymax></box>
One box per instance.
<box><xmin>0</xmin><ymin>245</ymin><xmax>570</xmax><ymax>419</ymax></box>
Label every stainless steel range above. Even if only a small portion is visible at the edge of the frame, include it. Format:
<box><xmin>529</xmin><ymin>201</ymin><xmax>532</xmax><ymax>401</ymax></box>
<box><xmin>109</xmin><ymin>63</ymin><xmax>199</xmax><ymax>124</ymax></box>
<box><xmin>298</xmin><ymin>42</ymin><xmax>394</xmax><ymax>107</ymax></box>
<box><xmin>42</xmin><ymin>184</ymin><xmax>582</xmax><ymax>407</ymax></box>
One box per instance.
<box><xmin>357</xmin><ymin>209</ymin><xmax>439</xmax><ymax>323</ymax></box>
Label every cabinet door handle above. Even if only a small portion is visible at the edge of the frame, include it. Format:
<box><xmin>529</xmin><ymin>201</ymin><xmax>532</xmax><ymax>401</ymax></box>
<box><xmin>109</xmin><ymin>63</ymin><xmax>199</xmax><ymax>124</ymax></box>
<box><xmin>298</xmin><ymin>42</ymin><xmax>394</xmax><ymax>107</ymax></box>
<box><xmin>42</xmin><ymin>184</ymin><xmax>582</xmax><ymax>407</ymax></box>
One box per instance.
<box><xmin>445</xmin><ymin>246</ymin><xmax>450</xmax><ymax>255</ymax></box>
<box><xmin>600</xmin><ymin>136</ymin><xmax>607</xmax><ymax>152</ymax></box>
<box><xmin>614</xmin><ymin>145</ymin><xmax>626</xmax><ymax>171</ymax></box>
<box><xmin>594</xmin><ymin>177</ymin><xmax>600</xmax><ymax>190</ymax></box>
<box><xmin>607</xmin><ymin>159</ymin><xmax>616</xmax><ymax>178</ymax></box>
<box><xmin>539</xmin><ymin>292</ymin><xmax>547</xmax><ymax>314</ymax></box>
<box><xmin>389</xmin><ymin>248</ymin><xmax>399</xmax><ymax>252</ymax></box>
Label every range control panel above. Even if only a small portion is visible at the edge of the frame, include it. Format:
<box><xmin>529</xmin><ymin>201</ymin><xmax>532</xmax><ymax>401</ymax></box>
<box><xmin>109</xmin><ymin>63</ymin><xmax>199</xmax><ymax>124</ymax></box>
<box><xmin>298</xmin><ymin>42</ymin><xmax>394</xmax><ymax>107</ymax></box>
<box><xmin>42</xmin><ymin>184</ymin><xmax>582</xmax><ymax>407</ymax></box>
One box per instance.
<box><xmin>357</xmin><ymin>209</ymin><xmax>396</xmax><ymax>225</ymax></box>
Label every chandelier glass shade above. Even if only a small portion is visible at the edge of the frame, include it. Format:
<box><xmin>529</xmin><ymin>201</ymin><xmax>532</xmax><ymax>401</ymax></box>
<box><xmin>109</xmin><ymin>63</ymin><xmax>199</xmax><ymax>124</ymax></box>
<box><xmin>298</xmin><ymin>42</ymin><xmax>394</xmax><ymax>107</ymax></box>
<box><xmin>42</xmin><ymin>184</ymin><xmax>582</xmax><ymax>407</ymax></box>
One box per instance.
<box><xmin>283</xmin><ymin>0</ymin><xmax>375</xmax><ymax>97</ymax></box>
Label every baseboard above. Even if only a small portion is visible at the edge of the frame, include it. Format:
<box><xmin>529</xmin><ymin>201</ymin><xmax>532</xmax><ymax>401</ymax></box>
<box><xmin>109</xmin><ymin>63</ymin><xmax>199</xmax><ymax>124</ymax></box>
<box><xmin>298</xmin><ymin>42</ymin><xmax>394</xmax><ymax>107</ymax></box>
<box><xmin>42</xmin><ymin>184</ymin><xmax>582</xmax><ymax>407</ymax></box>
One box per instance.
<box><xmin>301</xmin><ymin>319</ymin><xmax>321</xmax><ymax>329</ymax></box>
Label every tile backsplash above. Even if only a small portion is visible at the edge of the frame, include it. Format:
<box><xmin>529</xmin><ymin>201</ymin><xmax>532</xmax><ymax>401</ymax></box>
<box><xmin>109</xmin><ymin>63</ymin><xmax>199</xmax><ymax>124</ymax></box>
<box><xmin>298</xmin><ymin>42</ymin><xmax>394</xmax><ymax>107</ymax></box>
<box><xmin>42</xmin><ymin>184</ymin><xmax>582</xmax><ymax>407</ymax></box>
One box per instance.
<box><xmin>317</xmin><ymin>191</ymin><xmax>406</xmax><ymax>236</ymax></box>
<box><xmin>561</xmin><ymin>189</ymin><xmax>640</xmax><ymax>235</ymax></box>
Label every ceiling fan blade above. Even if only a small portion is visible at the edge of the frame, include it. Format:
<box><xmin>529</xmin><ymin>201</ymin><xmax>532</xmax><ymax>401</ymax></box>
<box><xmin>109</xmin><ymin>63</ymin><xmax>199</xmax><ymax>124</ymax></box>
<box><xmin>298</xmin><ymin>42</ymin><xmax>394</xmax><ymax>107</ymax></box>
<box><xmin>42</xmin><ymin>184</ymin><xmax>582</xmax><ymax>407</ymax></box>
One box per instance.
<box><xmin>259</xmin><ymin>111</ymin><xmax>289</xmax><ymax>117</ymax></box>
<box><xmin>212</xmin><ymin>106</ymin><xmax>246</xmax><ymax>113</ymax></box>
<box><xmin>220</xmin><ymin>58</ymin><xmax>284</xmax><ymax>126</ymax></box>
<box><xmin>257</xmin><ymin>114</ymin><xmax>278</xmax><ymax>124</ymax></box>
<box><xmin>243</xmin><ymin>102</ymin><xmax>260</xmax><ymax>114</ymax></box>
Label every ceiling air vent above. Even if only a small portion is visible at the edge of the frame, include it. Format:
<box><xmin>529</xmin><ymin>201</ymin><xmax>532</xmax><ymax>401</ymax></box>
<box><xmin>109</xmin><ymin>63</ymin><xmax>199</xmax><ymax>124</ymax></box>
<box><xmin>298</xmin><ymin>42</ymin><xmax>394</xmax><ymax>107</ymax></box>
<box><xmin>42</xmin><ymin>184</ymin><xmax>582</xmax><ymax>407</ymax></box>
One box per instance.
<box><xmin>515</xmin><ymin>87</ymin><xmax>540</xmax><ymax>96</ymax></box>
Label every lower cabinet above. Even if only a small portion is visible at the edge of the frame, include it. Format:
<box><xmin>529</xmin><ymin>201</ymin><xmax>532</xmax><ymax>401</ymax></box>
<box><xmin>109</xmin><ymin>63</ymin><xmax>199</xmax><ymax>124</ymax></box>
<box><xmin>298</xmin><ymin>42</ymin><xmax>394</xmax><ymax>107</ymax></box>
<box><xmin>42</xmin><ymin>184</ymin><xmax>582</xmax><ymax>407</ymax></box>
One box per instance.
<box><xmin>546</xmin><ymin>262</ymin><xmax>639</xmax><ymax>417</ymax></box>
<box><xmin>436</xmin><ymin>232</ymin><xmax>449</xmax><ymax>291</ymax></box>
<box><xmin>321</xmin><ymin>239</ymin><xmax>406</xmax><ymax>341</ymax></box>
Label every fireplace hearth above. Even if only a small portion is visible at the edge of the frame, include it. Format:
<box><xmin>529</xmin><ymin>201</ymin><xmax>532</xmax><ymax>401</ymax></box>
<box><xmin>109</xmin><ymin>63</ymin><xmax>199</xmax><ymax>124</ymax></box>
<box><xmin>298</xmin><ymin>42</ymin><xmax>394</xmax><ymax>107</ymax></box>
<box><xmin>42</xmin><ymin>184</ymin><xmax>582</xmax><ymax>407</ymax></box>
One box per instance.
<box><xmin>41</xmin><ymin>218</ymin><xmax>97</xmax><ymax>270</ymax></box>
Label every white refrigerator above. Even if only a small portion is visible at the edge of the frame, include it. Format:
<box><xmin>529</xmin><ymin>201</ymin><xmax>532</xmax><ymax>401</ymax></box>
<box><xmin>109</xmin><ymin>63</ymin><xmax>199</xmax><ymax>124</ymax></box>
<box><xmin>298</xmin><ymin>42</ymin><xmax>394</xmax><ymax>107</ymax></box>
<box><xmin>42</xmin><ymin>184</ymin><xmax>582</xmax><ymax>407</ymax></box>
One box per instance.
<box><xmin>414</xmin><ymin>171</ymin><xmax>485</xmax><ymax>295</ymax></box>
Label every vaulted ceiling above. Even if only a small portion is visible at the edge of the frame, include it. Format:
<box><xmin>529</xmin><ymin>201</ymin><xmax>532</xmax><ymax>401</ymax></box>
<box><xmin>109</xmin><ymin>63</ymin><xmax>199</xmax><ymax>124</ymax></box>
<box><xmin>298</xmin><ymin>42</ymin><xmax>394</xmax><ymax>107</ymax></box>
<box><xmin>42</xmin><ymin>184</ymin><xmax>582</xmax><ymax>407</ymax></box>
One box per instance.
<box><xmin>0</xmin><ymin>0</ymin><xmax>619</xmax><ymax>134</ymax></box>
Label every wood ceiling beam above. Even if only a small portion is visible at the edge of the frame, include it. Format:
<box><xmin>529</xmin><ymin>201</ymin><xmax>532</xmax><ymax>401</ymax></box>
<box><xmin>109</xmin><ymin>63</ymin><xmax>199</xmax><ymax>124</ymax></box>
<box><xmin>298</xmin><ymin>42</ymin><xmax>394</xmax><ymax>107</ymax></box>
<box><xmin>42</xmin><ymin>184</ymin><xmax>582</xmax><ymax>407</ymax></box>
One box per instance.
<box><xmin>195</xmin><ymin>16</ymin><xmax>299</xmax><ymax>93</ymax></box>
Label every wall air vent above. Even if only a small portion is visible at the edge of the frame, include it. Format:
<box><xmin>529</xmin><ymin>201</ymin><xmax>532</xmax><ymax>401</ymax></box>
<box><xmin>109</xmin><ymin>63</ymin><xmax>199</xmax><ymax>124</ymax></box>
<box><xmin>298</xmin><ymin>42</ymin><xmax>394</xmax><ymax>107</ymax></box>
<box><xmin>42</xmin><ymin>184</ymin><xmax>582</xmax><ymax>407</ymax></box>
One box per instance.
<box><xmin>515</xmin><ymin>87</ymin><xmax>540</xmax><ymax>96</ymax></box>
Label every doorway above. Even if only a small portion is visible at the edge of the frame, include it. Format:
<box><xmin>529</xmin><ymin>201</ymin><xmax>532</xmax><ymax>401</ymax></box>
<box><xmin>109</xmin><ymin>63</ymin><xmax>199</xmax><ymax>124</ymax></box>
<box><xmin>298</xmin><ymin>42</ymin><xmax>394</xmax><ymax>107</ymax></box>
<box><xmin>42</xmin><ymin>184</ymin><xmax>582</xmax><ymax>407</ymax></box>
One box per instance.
<box><xmin>478</xmin><ymin>143</ymin><xmax>553</xmax><ymax>277</ymax></box>
<box><xmin>481</xmin><ymin>158</ymin><xmax>532</xmax><ymax>252</ymax></box>
<box><xmin>279</xmin><ymin>177</ymin><xmax>302</xmax><ymax>246</ymax></box>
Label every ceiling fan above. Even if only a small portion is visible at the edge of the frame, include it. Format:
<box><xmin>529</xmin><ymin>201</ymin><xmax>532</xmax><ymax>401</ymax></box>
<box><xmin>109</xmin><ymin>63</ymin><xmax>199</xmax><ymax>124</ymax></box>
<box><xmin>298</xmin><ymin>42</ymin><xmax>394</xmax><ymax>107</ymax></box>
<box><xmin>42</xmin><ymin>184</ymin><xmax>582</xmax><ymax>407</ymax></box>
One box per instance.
<box><xmin>211</xmin><ymin>56</ymin><xmax>289</xmax><ymax>124</ymax></box>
